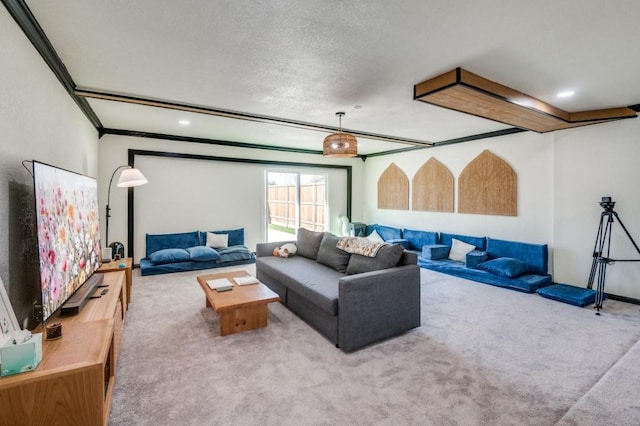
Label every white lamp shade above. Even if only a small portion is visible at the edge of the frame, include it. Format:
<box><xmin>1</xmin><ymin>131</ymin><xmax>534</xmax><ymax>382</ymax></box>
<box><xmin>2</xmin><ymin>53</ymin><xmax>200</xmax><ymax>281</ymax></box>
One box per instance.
<box><xmin>117</xmin><ymin>168</ymin><xmax>148</xmax><ymax>187</ymax></box>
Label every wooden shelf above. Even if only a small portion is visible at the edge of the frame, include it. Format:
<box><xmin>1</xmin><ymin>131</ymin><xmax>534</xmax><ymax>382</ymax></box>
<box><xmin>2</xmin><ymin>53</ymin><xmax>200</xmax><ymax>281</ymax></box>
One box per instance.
<box><xmin>99</xmin><ymin>258</ymin><xmax>132</xmax><ymax>310</ymax></box>
<box><xmin>414</xmin><ymin>68</ymin><xmax>637</xmax><ymax>133</ymax></box>
<box><xmin>0</xmin><ymin>272</ymin><xmax>126</xmax><ymax>426</ymax></box>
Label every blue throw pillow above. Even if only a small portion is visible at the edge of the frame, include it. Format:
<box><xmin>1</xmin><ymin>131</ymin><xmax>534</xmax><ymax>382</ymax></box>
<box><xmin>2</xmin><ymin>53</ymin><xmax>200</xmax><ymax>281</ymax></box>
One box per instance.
<box><xmin>149</xmin><ymin>248</ymin><xmax>190</xmax><ymax>265</ymax></box>
<box><xmin>478</xmin><ymin>257</ymin><xmax>533</xmax><ymax>278</ymax></box>
<box><xmin>186</xmin><ymin>246</ymin><xmax>221</xmax><ymax>262</ymax></box>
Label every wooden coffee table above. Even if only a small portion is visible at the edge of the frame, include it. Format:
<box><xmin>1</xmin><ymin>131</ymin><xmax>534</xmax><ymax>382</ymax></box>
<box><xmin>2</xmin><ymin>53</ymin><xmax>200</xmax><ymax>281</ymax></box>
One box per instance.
<box><xmin>196</xmin><ymin>270</ymin><xmax>280</xmax><ymax>336</ymax></box>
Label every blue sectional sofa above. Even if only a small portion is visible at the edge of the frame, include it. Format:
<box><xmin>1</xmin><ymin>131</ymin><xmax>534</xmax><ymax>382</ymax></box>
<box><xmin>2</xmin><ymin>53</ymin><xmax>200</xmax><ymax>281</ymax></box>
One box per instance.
<box><xmin>363</xmin><ymin>224</ymin><xmax>552</xmax><ymax>293</ymax></box>
<box><xmin>140</xmin><ymin>228</ymin><xmax>255</xmax><ymax>276</ymax></box>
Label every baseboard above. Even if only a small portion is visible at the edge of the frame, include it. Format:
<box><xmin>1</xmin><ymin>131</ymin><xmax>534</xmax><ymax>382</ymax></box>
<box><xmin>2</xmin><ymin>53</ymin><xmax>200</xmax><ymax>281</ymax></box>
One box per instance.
<box><xmin>605</xmin><ymin>292</ymin><xmax>640</xmax><ymax>305</ymax></box>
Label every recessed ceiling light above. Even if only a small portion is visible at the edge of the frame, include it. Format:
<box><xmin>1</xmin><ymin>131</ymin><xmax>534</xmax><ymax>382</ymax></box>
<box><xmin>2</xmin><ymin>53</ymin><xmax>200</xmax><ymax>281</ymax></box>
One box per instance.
<box><xmin>556</xmin><ymin>90</ymin><xmax>575</xmax><ymax>98</ymax></box>
<box><xmin>179</xmin><ymin>120</ymin><xmax>190</xmax><ymax>126</ymax></box>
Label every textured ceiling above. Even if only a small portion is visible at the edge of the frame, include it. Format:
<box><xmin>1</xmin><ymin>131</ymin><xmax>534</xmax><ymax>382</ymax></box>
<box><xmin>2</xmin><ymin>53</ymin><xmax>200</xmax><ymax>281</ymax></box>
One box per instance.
<box><xmin>22</xmin><ymin>0</ymin><xmax>640</xmax><ymax>155</ymax></box>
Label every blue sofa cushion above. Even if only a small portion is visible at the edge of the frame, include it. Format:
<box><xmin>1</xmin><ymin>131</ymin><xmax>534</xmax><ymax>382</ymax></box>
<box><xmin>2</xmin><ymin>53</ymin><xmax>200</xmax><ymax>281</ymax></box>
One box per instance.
<box><xmin>146</xmin><ymin>231</ymin><xmax>200</xmax><ymax>257</ymax></box>
<box><xmin>403</xmin><ymin>228</ymin><xmax>438</xmax><ymax>251</ymax></box>
<box><xmin>537</xmin><ymin>284</ymin><xmax>599</xmax><ymax>307</ymax></box>
<box><xmin>486</xmin><ymin>238</ymin><xmax>548</xmax><ymax>275</ymax></box>
<box><xmin>149</xmin><ymin>248</ymin><xmax>190</xmax><ymax>265</ymax></box>
<box><xmin>422</xmin><ymin>244</ymin><xmax>449</xmax><ymax>260</ymax></box>
<box><xmin>478</xmin><ymin>257</ymin><xmax>534</xmax><ymax>278</ymax></box>
<box><xmin>439</xmin><ymin>233</ymin><xmax>486</xmax><ymax>251</ymax></box>
<box><xmin>186</xmin><ymin>246</ymin><xmax>221</xmax><ymax>262</ymax></box>
<box><xmin>199</xmin><ymin>228</ymin><xmax>245</xmax><ymax>247</ymax></box>
<box><xmin>316</xmin><ymin>233</ymin><xmax>351</xmax><ymax>273</ymax></box>
<box><xmin>364</xmin><ymin>224</ymin><xmax>402</xmax><ymax>241</ymax></box>
<box><xmin>466</xmin><ymin>250</ymin><xmax>488</xmax><ymax>269</ymax></box>
<box><xmin>346</xmin><ymin>244</ymin><xmax>404</xmax><ymax>275</ymax></box>
<box><xmin>296</xmin><ymin>228</ymin><xmax>325</xmax><ymax>260</ymax></box>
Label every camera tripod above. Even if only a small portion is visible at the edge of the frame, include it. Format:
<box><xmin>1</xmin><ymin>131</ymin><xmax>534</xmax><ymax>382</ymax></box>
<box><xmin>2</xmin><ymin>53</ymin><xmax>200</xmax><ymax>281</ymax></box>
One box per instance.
<box><xmin>587</xmin><ymin>197</ymin><xmax>640</xmax><ymax>313</ymax></box>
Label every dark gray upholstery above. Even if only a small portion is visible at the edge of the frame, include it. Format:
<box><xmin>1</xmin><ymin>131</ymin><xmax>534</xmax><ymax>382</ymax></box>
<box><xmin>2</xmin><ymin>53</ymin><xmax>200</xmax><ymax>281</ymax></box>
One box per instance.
<box><xmin>257</xmin><ymin>256</ymin><xmax>343</xmax><ymax>315</ymax></box>
<box><xmin>296</xmin><ymin>228</ymin><xmax>324</xmax><ymax>260</ymax></box>
<box><xmin>339</xmin><ymin>265</ymin><xmax>421</xmax><ymax>352</ymax></box>
<box><xmin>345</xmin><ymin>243</ymin><xmax>404</xmax><ymax>275</ymax></box>
<box><xmin>316</xmin><ymin>232</ymin><xmax>351</xmax><ymax>272</ymax></box>
<box><xmin>256</xmin><ymin>239</ymin><xmax>421</xmax><ymax>352</ymax></box>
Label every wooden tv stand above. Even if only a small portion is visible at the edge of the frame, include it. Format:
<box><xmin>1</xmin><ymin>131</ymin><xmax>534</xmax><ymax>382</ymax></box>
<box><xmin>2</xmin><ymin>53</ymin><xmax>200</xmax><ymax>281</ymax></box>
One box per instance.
<box><xmin>0</xmin><ymin>271</ymin><xmax>127</xmax><ymax>426</ymax></box>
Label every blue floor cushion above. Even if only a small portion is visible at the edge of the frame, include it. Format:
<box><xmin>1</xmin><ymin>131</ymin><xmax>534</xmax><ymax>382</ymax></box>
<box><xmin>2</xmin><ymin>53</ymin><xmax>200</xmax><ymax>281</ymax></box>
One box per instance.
<box><xmin>536</xmin><ymin>283</ymin><xmax>600</xmax><ymax>307</ymax></box>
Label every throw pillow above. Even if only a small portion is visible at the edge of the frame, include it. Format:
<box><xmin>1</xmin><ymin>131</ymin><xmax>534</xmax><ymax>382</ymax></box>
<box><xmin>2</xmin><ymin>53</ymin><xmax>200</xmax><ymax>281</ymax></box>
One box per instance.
<box><xmin>448</xmin><ymin>238</ymin><xmax>476</xmax><ymax>261</ymax></box>
<box><xmin>478</xmin><ymin>257</ymin><xmax>534</xmax><ymax>278</ymax></box>
<box><xmin>366</xmin><ymin>229</ymin><xmax>385</xmax><ymax>243</ymax></box>
<box><xmin>149</xmin><ymin>248</ymin><xmax>190</xmax><ymax>265</ymax></box>
<box><xmin>346</xmin><ymin>243</ymin><xmax>404</xmax><ymax>275</ymax></box>
<box><xmin>186</xmin><ymin>246</ymin><xmax>221</xmax><ymax>262</ymax></box>
<box><xmin>296</xmin><ymin>227</ymin><xmax>325</xmax><ymax>260</ymax></box>
<box><xmin>206</xmin><ymin>232</ymin><xmax>228</xmax><ymax>248</ymax></box>
<box><xmin>316</xmin><ymin>233</ymin><xmax>351</xmax><ymax>272</ymax></box>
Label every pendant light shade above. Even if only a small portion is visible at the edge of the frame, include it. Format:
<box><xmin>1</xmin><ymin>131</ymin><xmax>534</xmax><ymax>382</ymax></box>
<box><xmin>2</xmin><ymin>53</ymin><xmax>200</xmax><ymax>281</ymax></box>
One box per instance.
<box><xmin>323</xmin><ymin>112</ymin><xmax>358</xmax><ymax>157</ymax></box>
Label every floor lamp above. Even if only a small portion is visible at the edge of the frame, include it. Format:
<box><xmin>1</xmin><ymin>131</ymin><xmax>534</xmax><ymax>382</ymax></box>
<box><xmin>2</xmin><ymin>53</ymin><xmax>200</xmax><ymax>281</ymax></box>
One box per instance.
<box><xmin>105</xmin><ymin>165</ymin><xmax>148</xmax><ymax>254</ymax></box>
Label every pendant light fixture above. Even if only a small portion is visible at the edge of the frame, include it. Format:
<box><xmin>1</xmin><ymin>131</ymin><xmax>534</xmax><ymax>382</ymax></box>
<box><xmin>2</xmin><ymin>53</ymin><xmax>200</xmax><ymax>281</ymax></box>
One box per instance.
<box><xmin>323</xmin><ymin>112</ymin><xmax>358</xmax><ymax>157</ymax></box>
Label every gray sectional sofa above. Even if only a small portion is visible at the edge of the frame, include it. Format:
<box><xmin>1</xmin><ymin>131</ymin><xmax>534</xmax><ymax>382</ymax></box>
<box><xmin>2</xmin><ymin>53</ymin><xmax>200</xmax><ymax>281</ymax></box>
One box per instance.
<box><xmin>256</xmin><ymin>229</ymin><xmax>421</xmax><ymax>352</ymax></box>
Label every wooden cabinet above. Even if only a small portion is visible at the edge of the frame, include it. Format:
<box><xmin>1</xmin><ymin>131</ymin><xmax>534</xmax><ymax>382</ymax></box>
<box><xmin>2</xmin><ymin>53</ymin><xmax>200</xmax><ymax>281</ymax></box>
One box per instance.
<box><xmin>0</xmin><ymin>271</ymin><xmax>126</xmax><ymax>426</ymax></box>
<box><xmin>98</xmin><ymin>257</ymin><xmax>132</xmax><ymax>310</ymax></box>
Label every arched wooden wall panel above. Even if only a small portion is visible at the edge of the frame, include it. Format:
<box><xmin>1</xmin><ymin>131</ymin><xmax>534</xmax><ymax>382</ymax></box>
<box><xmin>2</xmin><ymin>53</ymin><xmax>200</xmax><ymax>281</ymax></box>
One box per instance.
<box><xmin>412</xmin><ymin>157</ymin><xmax>454</xmax><ymax>212</ymax></box>
<box><xmin>378</xmin><ymin>163</ymin><xmax>409</xmax><ymax>210</ymax></box>
<box><xmin>458</xmin><ymin>150</ymin><xmax>517</xmax><ymax>216</ymax></box>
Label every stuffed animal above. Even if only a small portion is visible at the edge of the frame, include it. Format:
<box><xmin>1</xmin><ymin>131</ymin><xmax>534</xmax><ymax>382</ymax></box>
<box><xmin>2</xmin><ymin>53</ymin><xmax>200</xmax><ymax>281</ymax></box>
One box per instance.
<box><xmin>273</xmin><ymin>243</ymin><xmax>297</xmax><ymax>258</ymax></box>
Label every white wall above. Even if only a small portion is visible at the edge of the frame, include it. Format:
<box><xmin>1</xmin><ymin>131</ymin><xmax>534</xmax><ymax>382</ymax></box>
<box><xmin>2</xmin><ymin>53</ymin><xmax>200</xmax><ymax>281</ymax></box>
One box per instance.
<box><xmin>553</xmin><ymin>118</ymin><xmax>640</xmax><ymax>299</ymax></box>
<box><xmin>0</xmin><ymin>7</ymin><xmax>99</xmax><ymax>327</ymax></box>
<box><xmin>98</xmin><ymin>135</ymin><xmax>363</xmax><ymax>263</ymax></box>
<box><xmin>364</xmin><ymin>119</ymin><xmax>640</xmax><ymax>300</ymax></box>
<box><xmin>364</xmin><ymin>131</ymin><xmax>554</xmax><ymax>245</ymax></box>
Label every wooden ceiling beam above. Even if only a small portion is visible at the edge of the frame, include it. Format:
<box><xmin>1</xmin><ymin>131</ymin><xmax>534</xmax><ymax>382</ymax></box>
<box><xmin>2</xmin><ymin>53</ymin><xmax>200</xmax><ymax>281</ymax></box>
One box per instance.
<box><xmin>414</xmin><ymin>68</ymin><xmax>636</xmax><ymax>133</ymax></box>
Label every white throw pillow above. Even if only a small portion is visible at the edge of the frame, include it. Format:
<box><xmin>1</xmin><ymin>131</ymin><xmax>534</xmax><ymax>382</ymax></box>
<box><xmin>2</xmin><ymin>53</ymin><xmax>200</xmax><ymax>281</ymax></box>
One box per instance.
<box><xmin>206</xmin><ymin>232</ymin><xmax>228</xmax><ymax>248</ymax></box>
<box><xmin>366</xmin><ymin>229</ymin><xmax>385</xmax><ymax>243</ymax></box>
<box><xmin>448</xmin><ymin>238</ymin><xmax>475</xmax><ymax>261</ymax></box>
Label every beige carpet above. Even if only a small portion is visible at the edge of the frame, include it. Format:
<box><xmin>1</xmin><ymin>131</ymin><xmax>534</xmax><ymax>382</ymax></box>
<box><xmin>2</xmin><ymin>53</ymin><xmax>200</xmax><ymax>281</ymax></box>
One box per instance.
<box><xmin>109</xmin><ymin>265</ymin><xmax>640</xmax><ymax>425</ymax></box>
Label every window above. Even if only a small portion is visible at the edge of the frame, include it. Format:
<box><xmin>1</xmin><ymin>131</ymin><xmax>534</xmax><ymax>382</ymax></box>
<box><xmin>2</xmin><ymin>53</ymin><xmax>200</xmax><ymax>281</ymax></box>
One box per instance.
<box><xmin>266</xmin><ymin>172</ymin><xmax>326</xmax><ymax>242</ymax></box>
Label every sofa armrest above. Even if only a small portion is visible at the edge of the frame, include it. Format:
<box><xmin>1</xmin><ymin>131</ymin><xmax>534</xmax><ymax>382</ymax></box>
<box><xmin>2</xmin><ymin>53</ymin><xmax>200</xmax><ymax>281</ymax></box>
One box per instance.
<box><xmin>255</xmin><ymin>241</ymin><xmax>295</xmax><ymax>257</ymax></box>
<box><xmin>422</xmin><ymin>244</ymin><xmax>449</xmax><ymax>260</ymax></box>
<box><xmin>338</xmin><ymin>264</ymin><xmax>421</xmax><ymax>352</ymax></box>
<box><xmin>465</xmin><ymin>250</ymin><xmax>488</xmax><ymax>269</ymax></box>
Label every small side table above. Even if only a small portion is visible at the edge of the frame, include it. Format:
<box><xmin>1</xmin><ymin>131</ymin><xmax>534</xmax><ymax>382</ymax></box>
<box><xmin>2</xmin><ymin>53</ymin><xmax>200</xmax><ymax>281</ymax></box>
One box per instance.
<box><xmin>99</xmin><ymin>257</ymin><xmax>132</xmax><ymax>310</ymax></box>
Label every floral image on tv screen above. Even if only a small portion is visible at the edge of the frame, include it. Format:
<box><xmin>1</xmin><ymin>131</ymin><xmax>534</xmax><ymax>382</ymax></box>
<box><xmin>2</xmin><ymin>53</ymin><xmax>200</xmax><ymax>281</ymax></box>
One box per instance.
<box><xmin>33</xmin><ymin>162</ymin><xmax>101</xmax><ymax>321</ymax></box>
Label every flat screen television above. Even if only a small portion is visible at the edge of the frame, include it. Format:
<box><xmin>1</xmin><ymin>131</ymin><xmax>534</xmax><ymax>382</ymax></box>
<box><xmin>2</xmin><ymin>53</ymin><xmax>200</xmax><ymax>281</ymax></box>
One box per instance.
<box><xmin>33</xmin><ymin>161</ymin><xmax>102</xmax><ymax>321</ymax></box>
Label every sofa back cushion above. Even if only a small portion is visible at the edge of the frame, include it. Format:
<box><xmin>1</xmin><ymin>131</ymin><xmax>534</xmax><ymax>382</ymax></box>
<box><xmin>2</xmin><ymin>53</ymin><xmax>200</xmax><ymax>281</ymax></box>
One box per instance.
<box><xmin>296</xmin><ymin>228</ymin><xmax>325</xmax><ymax>260</ymax></box>
<box><xmin>199</xmin><ymin>228</ymin><xmax>244</xmax><ymax>247</ymax></box>
<box><xmin>346</xmin><ymin>243</ymin><xmax>404</xmax><ymax>275</ymax></box>
<box><xmin>316</xmin><ymin>233</ymin><xmax>351</xmax><ymax>272</ymax></box>
<box><xmin>403</xmin><ymin>228</ymin><xmax>438</xmax><ymax>251</ymax></box>
<box><xmin>439</xmin><ymin>232</ymin><xmax>486</xmax><ymax>251</ymax></box>
<box><xmin>486</xmin><ymin>238</ymin><xmax>548</xmax><ymax>275</ymax></box>
<box><xmin>364</xmin><ymin>224</ymin><xmax>402</xmax><ymax>241</ymax></box>
<box><xmin>146</xmin><ymin>231</ymin><xmax>200</xmax><ymax>257</ymax></box>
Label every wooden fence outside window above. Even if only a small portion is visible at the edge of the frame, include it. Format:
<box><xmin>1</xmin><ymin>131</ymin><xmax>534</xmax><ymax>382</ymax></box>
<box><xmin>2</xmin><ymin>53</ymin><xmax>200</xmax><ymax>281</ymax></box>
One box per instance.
<box><xmin>267</xmin><ymin>183</ymin><xmax>325</xmax><ymax>232</ymax></box>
